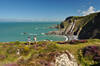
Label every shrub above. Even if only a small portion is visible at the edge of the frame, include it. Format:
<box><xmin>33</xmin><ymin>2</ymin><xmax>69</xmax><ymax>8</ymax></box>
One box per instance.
<box><xmin>7</xmin><ymin>47</ymin><xmax>17</xmax><ymax>54</ymax></box>
<box><xmin>69</xmin><ymin>40</ymin><xmax>87</xmax><ymax>44</ymax></box>
<box><xmin>22</xmin><ymin>46</ymin><xmax>30</xmax><ymax>55</ymax></box>
<box><xmin>14</xmin><ymin>41</ymin><xmax>20</xmax><ymax>45</ymax></box>
<box><xmin>0</xmin><ymin>54</ymin><xmax>6</xmax><ymax>60</ymax></box>
<box><xmin>46</xmin><ymin>44</ymin><xmax>58</xmax><ymax>52</ymax></box>
<box><xmin>4</xmin><ymin>63</ymin><xmax>18</xmax><ymax>66</ymax></box>
<box><xmin>79</xmin><ymin>46</ymin><xmax>100</xmax><ymax>66</ymax></box>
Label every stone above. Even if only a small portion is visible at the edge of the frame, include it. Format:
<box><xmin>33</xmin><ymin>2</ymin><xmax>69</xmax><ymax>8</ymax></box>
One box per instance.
<box><xmin>55</xmin><ymin>50</ymin><xmax>79</xmax><ymax>66</ymax></box>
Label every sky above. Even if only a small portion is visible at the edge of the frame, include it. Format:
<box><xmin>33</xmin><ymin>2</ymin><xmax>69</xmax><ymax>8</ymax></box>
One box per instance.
<box><xmin>0</xmin><ymin>0</ymin><xmax>100</xmax><ymax>22</ymax></box>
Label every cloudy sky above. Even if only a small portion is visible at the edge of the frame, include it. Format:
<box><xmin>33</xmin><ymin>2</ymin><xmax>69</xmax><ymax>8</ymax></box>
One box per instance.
<box><xmin>0</xmin><ymin>0</ymin><xmax>100</xmax><ymax>22</ymax></box>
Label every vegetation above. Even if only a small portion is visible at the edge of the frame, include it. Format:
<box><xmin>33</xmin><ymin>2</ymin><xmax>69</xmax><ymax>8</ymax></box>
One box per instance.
<box><xmin>60</xmin><ymin>13</ymin><xmax>97</xmax><ymax>29</ymax></box>
<box><xmin>0</xmin><ymin>39</ymin><xmax>100</xmax><ymax>66</ymax></box>
<box><xmin>57</xmin><ymin>12</ymin><xmax>100</xmax><ymax>39</ymax></box>
<box><xmin>79</xmin><ymin>46</ymin><xmax>100</xmax><ymax>66</ymax></box>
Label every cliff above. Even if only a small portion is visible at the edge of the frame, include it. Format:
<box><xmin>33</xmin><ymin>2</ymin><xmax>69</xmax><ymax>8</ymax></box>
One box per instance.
<box><xmin>59</xmin><ymin>12</ymin><xmax>100</xmax><ymax>39</ymax></box>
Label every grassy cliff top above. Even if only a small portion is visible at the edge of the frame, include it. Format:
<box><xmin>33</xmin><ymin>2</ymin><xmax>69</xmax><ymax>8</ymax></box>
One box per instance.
<box><xmin>60</xmin><ymin>12</ymin><xmax>99</xmax><ymax>29</ymax></box>
<box><xmin>0</xmin><ymin>39</ymin><xmax>100</xmax><ymax>66</ymax></box>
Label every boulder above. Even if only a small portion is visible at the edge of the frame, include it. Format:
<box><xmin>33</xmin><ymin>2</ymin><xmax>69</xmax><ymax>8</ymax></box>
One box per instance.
<box><xmin>45</xmin><ymin>31</ymin><xmax>63</xmax><ymax>35</ymax></box>
<box><xmin>55</xmin><ymin>50</ymin><xmax>79</xmax><ymax>66</ymax></box>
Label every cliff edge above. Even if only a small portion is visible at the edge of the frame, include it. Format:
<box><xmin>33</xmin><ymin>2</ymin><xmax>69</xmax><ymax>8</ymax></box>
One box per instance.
<box><xmin>57</xmin><ymin>12</ymin><xmax>100</xmax><ymax>39</ymax></box>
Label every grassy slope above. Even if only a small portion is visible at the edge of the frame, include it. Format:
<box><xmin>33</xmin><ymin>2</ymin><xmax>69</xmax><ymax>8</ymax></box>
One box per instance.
<box><xmin>61</xmin><ymin>13</ymin><xmax>97</xmax><ymax>28</ymax></box>
<box><xmin>59</xmin><ymin>13</ymin><xmax>98</xmax><ymax>36</ymax></box>
<box><xmin>0</xmin><ymin>39</ymin><xmax>100</xmax><ymax>66</ymax></box>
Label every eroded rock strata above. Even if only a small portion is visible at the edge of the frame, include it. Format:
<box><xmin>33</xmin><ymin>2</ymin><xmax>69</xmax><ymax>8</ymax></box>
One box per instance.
<box><xmin>46</xmin><ymin>12</ymin><xmax>100</xmax><ymax>39</ymax></box>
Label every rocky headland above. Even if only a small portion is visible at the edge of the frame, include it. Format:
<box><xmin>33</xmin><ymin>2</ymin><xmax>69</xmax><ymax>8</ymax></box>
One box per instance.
<box><xmin>46</xmin><ymin>12</ymin><xmax>100</xmax><ymax>40</ymax></box>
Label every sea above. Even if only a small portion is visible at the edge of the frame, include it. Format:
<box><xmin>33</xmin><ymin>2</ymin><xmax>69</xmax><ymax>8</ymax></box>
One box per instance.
<box><xmin>0</xmin><ymin>22</ymin><xmax>66</xmax><ymax>42</ymax></box>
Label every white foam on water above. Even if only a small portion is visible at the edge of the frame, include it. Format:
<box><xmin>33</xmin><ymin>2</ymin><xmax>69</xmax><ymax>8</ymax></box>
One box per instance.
<box><xmin>64</xmin><ymin>36</ymin><xmax>68</xmax><ymax>41</ymax></box>
<box><xmin>34</xmin><ymin>28</ymin><xmax>38</xmax><ymax>30</ymax></box>
<box><xmin>41</xmin><ymin>33</ymin><xmax>45</xmax><ymax>35</ymax></box>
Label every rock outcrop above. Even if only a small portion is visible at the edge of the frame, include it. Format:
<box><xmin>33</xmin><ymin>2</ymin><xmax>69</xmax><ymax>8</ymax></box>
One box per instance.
<box><xmin>46</xmin><ymin>12</ymin><xmax>100</xmax><ymax>39</ymax></box>
<box><xmin>61</xmin><ymin>12</ymin><xmax>100</xmax><ymax>39</ymax></box>
<box><xmin>45</xmin><ymin>31</ymin><xmax>63</xmax><ymax>35</ymax></box>
<box><xmin>55</xmin><ymin>50</ymin><xmax>79</xmax><ymax>66</ymax></box>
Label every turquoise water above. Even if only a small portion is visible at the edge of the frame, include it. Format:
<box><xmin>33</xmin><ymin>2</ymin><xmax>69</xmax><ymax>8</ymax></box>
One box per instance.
<box><xmin>0</xmin><ymin>22</ymin><xmax>65</xmax><ymax>42</ymax></box>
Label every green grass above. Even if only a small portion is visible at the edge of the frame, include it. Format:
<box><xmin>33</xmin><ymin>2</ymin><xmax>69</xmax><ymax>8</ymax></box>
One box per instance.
<box><xmin>0</xmin><ymin>39</ymin><xmax>100</xmax><ymax>66</ymax></box>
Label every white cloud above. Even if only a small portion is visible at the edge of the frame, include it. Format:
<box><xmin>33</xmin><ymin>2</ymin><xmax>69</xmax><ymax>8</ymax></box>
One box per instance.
<box><xmin>80</xmin><ymin>6</ymin><xmax>100</xmax><ymax>16</ymax></box>
<box><xmin>96</xmin><ymin>10</ymin><xmax>100</xmax><ymax>12</ymax></box>
<box><xmin>82</xmin><ymin>6</ymin><xmax>95</xmax><ymax>16</ymax></box>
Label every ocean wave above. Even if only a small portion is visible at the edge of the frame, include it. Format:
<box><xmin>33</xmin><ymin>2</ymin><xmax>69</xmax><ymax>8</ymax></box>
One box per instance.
<box><xmin>29</xmin><ymin>33</ymin><xmax>38</xmax><ymax>36</ymax></box>
<box><xmin>63</xmin><ymin>36</ymin><xmax>68</xmax><ymax>41</ymax></box>
<box><xmin>34</xmin><ymin>28</ymin><xmax>38</xmax><ymax>30</ymax></box>
<box><xmin>20</xmin><ymin>32</ymin><xmax>27</xmax><ymax>35</ymax></box>
<box><xmin>41</xmin><ymin>33</ymin><xmax>45</xmax><ymax>35</ymax></box>
<box><xmin>29</xmin><ymin>33</ymin><xmax>34</xmax><ymax>35</ymax></box>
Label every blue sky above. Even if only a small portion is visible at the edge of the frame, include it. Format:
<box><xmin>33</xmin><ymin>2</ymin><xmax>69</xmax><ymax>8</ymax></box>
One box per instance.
<box><xmin>0</xmin><ymin>0</ymin><xmax>100</xmax><ymax>22</ymax></box>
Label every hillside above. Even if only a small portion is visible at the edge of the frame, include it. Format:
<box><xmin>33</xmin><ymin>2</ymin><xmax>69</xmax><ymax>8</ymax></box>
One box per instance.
<box><xmin>0</xmin><ymin>40</ymin><xmax>100</xmax><ymax>66</ymax></box>
<box><xmin>59</xmin><ymin>12</ymin><xmax>100</xmax><ymax>39</ymax></box>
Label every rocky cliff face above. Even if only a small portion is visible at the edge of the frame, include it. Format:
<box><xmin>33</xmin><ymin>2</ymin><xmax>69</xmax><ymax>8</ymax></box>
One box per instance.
<box><xmin>59</xmin><ymin>12</ymin><xmax>100</xmax><ymax>39</ymax></box>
